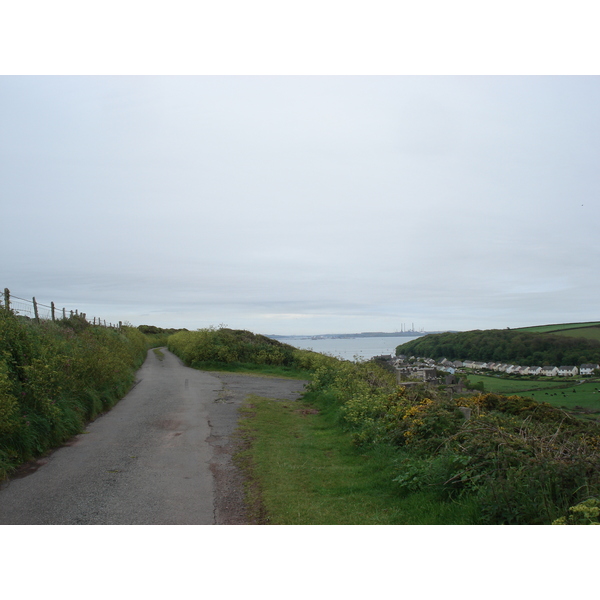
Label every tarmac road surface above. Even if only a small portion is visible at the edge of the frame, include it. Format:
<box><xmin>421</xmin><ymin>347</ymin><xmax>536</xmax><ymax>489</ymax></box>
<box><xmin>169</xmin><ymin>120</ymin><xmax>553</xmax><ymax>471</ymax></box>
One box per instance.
<box><xmin>0</xmin><ymin>348</ymin><xmax>307</xmax><ymax>525</ymax></box>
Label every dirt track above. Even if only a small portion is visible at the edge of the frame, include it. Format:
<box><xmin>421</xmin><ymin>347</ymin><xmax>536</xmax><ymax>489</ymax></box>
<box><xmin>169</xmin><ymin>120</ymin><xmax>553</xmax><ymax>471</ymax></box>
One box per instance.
<box><xmin>0</xmin><ymin>348</ymin><xmax>307</xmax><ymax>525</ymax></box>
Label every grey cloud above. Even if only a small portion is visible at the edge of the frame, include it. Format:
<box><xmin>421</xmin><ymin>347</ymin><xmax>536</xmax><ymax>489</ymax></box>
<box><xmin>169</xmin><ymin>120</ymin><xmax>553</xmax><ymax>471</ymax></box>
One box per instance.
<box><xmin>2</xmin><ymin>76</ymin><xmax>599</xmax><ymax>335</ymax></box>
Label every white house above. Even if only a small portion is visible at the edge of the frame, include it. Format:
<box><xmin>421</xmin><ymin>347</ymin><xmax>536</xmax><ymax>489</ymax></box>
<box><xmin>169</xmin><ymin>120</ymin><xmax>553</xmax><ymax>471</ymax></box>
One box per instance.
<box><xmin>542</xmin><ymin>366</ymin><xmax>559</xmax><ymax>377</ymax></box>
<box><xmin>558</xmin><ymin>366</ymin><xmax>579</xmax><ymax>377</ymax></box>
<box><xmin>528</xmin><ymin>366</ymin><xmax>542</xmax><ymax>376</ymax></box>
<box><xmin>580</xmin><ymin>364</ymin><xmax>599</xmax><ymax>376</ymax></box>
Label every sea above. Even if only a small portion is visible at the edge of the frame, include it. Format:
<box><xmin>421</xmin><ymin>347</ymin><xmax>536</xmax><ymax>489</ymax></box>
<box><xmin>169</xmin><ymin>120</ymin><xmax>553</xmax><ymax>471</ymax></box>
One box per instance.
<box><xmin>274</xmin><ymin>335</ymin><xmax>424</xmax><ymax>361</ymax></box>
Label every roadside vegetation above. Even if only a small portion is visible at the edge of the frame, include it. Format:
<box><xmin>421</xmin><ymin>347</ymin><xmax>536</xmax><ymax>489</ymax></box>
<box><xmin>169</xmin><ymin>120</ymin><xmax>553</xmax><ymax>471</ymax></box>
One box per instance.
<box><xmin>0</xmin><ymin>309</ymin><xmax>149</xmax><ymax>480</ymax></box>
<box><xmin>171</xmin><ymin>326</ymin><xmax>600</xmax><ymax>524</ymax></box>
<box><xmin>168</xmin><ymin>326</ymin><xmax>338</xmax><ymax>379</ymax></box>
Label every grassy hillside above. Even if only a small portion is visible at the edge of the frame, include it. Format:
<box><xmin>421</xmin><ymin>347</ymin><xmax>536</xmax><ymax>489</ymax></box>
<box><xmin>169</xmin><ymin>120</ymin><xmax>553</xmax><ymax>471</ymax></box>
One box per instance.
<box><xmin>551</xmin><ymin>326</ymin><xmax>600</xmax><ymax>342</ymax></box>
<box><xmin>515</xmin><ymin>322</ymin><xmax>600</xmax><ymax>343</ymax></box>
<box><xmin>515</xmin><ymin>322</ymin><xmax>600</xmax><ymax>334</ymax></box>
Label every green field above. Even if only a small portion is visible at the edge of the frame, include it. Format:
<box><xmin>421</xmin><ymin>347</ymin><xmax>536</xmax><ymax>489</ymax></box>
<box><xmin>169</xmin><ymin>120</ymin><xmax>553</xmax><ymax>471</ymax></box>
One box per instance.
<box><xmin>465</xmin><ymin>374</ymin><xmax>600</xmax><ymax>417</ymax></box>
<box><xmin>551</xmin><ymin>326</ymin><xmax>600</xmax><ymax>342</ymax></box>
<box><xmin>525</xmin><ymin>381</ymin><xmax>600</xmax><ymax>415</ymax></box>
<box><xmin>465</xmin><ymin>373</ymin><xmax>570</xmax><ymax>394</ymax></box>
<box><xmin>515</xmin><ymin>322</ymin><xmax>600</xmax><ymax>334</ymax></box>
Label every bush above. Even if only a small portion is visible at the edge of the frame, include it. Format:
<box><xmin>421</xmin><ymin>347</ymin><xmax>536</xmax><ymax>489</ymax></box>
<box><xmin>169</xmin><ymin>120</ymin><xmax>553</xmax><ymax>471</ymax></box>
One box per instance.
<box><xmin>304</xmin><ymin>356</ymin><xmax>600</xmax><ymax>524</ymax></box>
<box><xmin>0</xmin><ymin>310</ymin><xmax>148</xmax><ymax>480</ymax></box>
<box><xmin>168</xmin><ymin>326</ymin><xmax>338</xmax><ymax>373</ymax></box>
<box><xmin>553</xmin><ymin>498</ymin><xmax>600</xmax><ymax>524</ymax></box>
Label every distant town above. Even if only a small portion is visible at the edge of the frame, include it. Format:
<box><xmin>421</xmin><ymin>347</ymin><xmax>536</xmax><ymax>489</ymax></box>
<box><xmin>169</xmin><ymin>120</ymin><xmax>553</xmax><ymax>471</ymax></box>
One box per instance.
<box><xmin>387</xmin><ymin>354</ymin><xmax>600</xmax><ymax>383</ymax></box>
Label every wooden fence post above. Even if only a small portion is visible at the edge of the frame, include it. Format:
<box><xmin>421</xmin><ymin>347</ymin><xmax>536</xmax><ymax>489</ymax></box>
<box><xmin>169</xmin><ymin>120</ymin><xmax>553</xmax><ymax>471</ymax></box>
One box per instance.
<box><xmin>3</xmin><ymin>288</ymin><xmax>9</xmax><ymax>311</ymax></box>
<box><xmin>33</xmin><ymin>297</ymin><xmax>39</xmax><ymax>323</ymax></box>
<box><xmin>51</xmin><ymin>302</ymin><xmax>55</xmax><ymax>321</ymax></box>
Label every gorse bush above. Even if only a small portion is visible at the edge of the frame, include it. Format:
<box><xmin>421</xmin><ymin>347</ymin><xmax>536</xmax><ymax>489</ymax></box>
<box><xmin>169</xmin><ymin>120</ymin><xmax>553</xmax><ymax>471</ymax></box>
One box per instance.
<box><xmin>0</xmin><ymin>310</ymin><xmax>148</xmax><ymax>480</ymax></box>
<box><xmin>306</xmin><ymin>360</ymin><xmax>600</xmax><ymax>524</ymax></box>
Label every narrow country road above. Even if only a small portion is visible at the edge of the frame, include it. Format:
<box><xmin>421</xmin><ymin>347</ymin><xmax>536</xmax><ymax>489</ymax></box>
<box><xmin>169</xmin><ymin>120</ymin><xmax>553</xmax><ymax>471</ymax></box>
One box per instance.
<box><xmin>0</xmin><ymin>348</ymin><xmax>307</xmax><ymax>525</ymax></box>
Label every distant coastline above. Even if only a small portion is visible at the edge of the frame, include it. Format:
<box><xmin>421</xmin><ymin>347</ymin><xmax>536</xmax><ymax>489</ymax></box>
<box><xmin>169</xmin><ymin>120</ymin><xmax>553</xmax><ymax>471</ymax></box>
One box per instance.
<box><xmin>269</xmin><ymin>331</ymin><xmax>452</xmax><ymax>340</ymax></box>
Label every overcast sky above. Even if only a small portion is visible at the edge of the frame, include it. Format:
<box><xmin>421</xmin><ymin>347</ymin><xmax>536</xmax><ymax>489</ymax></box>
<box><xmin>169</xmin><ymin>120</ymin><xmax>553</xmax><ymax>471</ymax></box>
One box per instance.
<box><xmin>2</xmin><ymin>75</ymin><xmax>599</xmax><ymax>334</ymax></box>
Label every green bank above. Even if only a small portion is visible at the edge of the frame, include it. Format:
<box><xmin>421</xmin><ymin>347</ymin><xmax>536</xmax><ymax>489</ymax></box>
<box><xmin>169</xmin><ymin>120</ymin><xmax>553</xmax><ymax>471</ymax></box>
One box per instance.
<box><xmin>0</xmin><ymin>310</ymin><xmax>149</xmax><ymax>480</ymax></box>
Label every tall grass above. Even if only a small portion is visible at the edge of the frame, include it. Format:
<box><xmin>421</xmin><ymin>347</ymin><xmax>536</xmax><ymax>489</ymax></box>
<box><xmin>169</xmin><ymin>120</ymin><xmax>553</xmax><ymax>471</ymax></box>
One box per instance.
<box><xmin>0</xmin><ymin>311</ymin><xmax>148</xmax><ymax>479</ymax></box>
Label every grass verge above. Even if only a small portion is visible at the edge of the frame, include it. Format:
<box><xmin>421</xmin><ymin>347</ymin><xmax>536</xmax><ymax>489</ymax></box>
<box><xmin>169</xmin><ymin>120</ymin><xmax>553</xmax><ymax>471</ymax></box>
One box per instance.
<box><xmin>189</xmin><ymin>361</ymin><xmax>312</xmax><ymax>380</ymax></box>
<box><xmin>234</xmin><ymin>393</ymin><xmax>480</xmax><ymax>525</ymax></box>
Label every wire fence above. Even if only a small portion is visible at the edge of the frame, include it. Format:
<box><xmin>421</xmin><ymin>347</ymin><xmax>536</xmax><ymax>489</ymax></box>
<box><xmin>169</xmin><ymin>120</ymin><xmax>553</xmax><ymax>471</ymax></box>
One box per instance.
<box><xmin>1</xmin><ymin>288</ymin><xmax>122</xmax><ymax>329</ymax></box>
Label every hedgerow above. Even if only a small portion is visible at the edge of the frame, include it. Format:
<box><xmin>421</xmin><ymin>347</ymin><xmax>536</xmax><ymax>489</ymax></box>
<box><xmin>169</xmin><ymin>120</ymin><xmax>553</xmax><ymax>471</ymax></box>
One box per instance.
<box><xmin>0</xmin><ymin>310</ymin><xmax>148</xmax><ymax>480</ymax></box>
<box><xmin>168</xmin><ymin>327</ymin><xmax>338</xmax><ymax>373</ymax></box>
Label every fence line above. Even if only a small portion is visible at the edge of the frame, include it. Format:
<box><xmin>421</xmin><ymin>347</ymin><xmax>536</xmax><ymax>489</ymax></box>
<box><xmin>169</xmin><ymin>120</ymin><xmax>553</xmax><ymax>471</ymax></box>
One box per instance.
<box><xmin>1</xmin><ymin>288</ymin><xmax>122</xmax><ymax>329</ymax></box>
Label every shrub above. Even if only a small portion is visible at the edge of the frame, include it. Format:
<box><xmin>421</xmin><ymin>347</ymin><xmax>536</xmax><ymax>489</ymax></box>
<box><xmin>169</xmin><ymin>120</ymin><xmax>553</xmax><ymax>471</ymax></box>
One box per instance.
<box><xmin>0</xmin><ymin>310</ymin><xmax>148</xmax><ymax>480</ymax></box>
<box><xmin>304</xmin><ymin>354</ymin><xmax>600</xmax><ymax>524</ymax></box>
<box><xmin>553</xmin><ymin>498</ymin><xmax>600</xmax><ymax>524</ymax></box>
<box><xmin>168</xmin><ymin>326</ymin><xmax>336</xmax><ymax>373</ymax></box>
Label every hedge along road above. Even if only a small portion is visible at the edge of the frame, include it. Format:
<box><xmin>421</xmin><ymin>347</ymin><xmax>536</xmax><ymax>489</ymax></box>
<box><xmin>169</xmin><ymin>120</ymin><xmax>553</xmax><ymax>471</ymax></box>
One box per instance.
<box><xmin>0</xmin><ymin>348</ymin><xmax>307</xmax><ymax>524</ymax></box>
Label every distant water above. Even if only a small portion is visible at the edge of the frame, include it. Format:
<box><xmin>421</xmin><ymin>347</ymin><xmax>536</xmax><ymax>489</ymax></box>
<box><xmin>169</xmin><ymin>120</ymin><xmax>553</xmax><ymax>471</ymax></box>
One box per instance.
<box><xmin>278</xmin><ymin>335</ymin><xmax>423</xmax><ymax>361</ymax></box>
